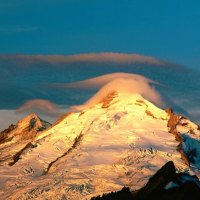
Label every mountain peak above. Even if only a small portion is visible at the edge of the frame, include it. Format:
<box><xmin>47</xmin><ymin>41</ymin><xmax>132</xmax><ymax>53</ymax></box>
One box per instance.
<box><xmin>16</xmin><ymin>112</ymin><xmax>50</xmax><ymax>131</ymax></box>
<box><xmin>0</xmin><ymin>94</ymin><xmax>200</xmax><ymax>199</ymax></box>
<box><xmin>0</xmin><ymin>113</ymin><xmax>51</xmax><ymax>166</ymax></box>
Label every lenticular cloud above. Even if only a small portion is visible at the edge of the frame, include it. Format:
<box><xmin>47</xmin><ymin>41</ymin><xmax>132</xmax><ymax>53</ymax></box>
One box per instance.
<box><xmin>57</xmin><ymin>73</ymin><xmax>163</xmax><ymax>111</ymax></box>
<box><xmin>16</xmin><ymin>99</ymin><xmax>59</xmax><ymax>115</ymax></box>
<box><xmin>0</xmin><ymin>52</ymin><xmax>166</xmax><ymax>66</ymax></box>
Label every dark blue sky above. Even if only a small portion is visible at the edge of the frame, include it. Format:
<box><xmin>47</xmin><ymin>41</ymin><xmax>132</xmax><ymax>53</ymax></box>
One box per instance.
<box><xmin>0</xmin><ymin>0</ymin><xmax>200</xmax><ymax>69</ymax></box>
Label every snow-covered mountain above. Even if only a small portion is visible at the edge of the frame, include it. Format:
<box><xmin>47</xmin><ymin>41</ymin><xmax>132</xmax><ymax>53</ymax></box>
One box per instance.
<box><xmin>0</xmin><ymin>113</ymin><xmax>51</xmax><ymax>166</ymax></box>
<box><xmin>0</xmin><ymin>92</ymin><xmax>200</xmax><ymax>200</ymax></box>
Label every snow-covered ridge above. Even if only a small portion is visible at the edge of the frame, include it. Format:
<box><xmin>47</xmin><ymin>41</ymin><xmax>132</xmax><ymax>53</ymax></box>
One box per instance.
<box><xmin>0</xmin><ymin>92</ymin><xmax>199</xmax><ymax>200</ymax></box>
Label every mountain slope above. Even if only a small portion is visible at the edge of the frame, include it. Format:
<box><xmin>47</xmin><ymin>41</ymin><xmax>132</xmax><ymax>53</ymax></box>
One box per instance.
<box><xmin>0</xmin><ymin>92</ymin><xmax>199</xmax><ymax>200</ymax></box>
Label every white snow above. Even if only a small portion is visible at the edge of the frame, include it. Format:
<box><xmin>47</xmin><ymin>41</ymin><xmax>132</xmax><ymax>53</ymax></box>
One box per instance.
<box><xmin>0</xmin><ymin>92</ymin><xmax>199</xmax><ymax>200</ymax></box>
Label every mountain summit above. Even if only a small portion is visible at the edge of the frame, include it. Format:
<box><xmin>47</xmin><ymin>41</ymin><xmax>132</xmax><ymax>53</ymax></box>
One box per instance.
<box><xmin>0</xmin><ymin>92</ymin><xmax>199</xmax><ymax>199</ymax></box>
<box><xmin>0</xmin><ymin>113</ymin><xmax>51</xmax><ymax>165</ymax></box>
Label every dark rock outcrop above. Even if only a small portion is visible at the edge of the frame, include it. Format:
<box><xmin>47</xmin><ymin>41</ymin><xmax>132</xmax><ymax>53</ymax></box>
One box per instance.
<box><xmin>101</xmin><ymin>91</ymin><xmax>118</xmax><ymax>108</ymax></box>
<box><xmin>9</xmin><ymin>142</ymin><xmax>37</xmax><ymax>166</ymax></box>
<box><xmin>0</xmin><ymin>124</ymin><xmax>16</xmax><ymax>144</ymax></box>
<box><xmin>91</xmin><ymin>187</ymin><xmax>133</xmax><ymax>200</ymax></box>
<box><xmin>132</xmin><ymin>161</ymin><xmax>176</xmax><ymax>199</ymax></box>
<box><xmin>91</xmin><ymin>161</ymin><xmax>200</xmax><ymax>200</ymax></box>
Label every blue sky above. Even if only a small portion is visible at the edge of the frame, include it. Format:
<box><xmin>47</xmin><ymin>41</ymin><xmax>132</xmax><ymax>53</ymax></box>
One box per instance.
<box><xmin>0</xmin><ymin>0</ymin><xmax>200</xmax><ymax>68</ymax></box>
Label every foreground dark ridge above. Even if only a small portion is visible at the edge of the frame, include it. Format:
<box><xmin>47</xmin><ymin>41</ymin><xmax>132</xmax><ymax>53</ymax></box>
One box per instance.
<box><xmin>91</xmin><ymin>161</ymin><xmax>200</xmax><ymax>200</ymax></box>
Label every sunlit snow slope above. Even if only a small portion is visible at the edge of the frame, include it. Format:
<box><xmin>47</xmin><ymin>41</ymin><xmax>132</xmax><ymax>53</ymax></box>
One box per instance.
<box><xmin>0</xmin><ymin>92</ymin><xmax>200</xmax><ymax>200</ymax></box>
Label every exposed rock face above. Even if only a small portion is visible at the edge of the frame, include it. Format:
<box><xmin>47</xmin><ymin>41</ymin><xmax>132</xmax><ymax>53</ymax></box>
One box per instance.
<box><xmin>101</xmin><ymin>91</ymin><xmax>118</xmax><ymax>108</ymax></box>
<box><xmin>166</xmin><ymin>108</ymin><xmax>181</xmax><ymax>131</ymax></box>
<box><xmin>91</xmin><ymin>161</ymin><xmax>200</xmax><ymax>200</ymax></box>
<box><xmin>0</xmin><ymin>124</ymin><xmax>16</xmax><ymax>144</ymax></box>
<box><xmin>8</xmin><ymin>142</ymin><xmax>37</xmax><ymax>166</ymax></box>
<box><xmin>166</xmin><ymin>108</ymin><xmax>183</xmax><ymax>142</ymax></box>
<box><xmin>165</xmin><ymin>108</ymin><xmax>190</xmax><ymax>166</ymax></box>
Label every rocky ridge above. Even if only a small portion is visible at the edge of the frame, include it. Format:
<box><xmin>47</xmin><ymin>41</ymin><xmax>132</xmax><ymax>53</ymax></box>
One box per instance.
<box><xmin>0</xmin><ymin>113</ymin><xmax>51</xmax><ymax>165</ymax></box>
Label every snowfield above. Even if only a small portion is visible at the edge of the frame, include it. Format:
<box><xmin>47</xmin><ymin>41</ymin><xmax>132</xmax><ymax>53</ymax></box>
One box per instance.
<box><xmin>0</xmin><ymin>92</ymin><xmax>199</xmax><ymax>200</ymax></box>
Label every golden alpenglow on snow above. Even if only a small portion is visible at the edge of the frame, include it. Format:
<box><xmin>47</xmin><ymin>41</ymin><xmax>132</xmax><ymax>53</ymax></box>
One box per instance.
<box><xmin>1</xmin><ymin>1</ymin><xmax>200</xmax><ymax>199</ymax></box>
<box><xmin>0</xmin><ymin>84</ymin><xmax>200</xmax><ymax>199</ymax></box>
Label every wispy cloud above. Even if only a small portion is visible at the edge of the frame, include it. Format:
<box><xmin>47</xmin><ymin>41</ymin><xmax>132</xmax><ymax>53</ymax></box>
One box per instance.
<box><xmin>16</xmin><ymin>99</ymin><xmax>61</xmax><ymax>116</ymax></box>
<box><xmin>0</xmin><ymin>52</ymin><xmax>169</xmax><ymax>66</ymax></box>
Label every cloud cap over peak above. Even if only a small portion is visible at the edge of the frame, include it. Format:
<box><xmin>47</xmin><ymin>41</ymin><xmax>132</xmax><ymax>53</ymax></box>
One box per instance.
<box><xmin>64</xmin><ymin>73</ymin><xmax>163</xmax><ymax>111</ymax></box>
